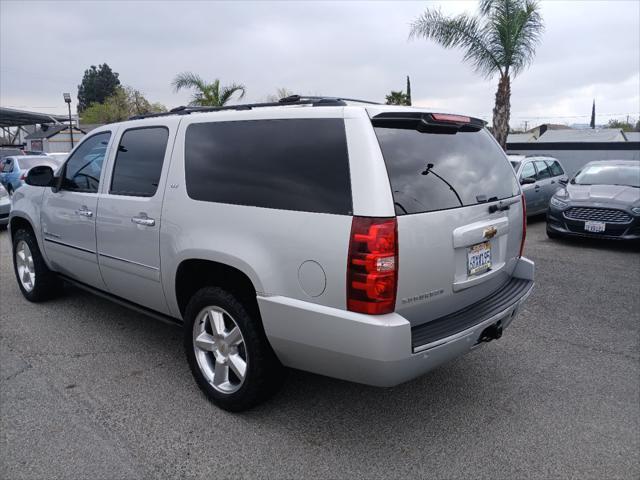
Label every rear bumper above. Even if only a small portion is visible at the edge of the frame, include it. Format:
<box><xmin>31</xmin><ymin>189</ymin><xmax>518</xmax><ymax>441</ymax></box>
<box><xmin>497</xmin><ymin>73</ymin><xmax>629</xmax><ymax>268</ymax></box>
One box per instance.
<box><xmin>258</xmin><ymin>257</ymin><xmax>534</xmax><ymax>387</ymax></box>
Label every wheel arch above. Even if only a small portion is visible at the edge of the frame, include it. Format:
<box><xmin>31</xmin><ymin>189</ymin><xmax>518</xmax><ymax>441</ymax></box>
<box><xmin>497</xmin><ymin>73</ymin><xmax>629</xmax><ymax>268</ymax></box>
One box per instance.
<box><xmin>174</xmin><ymin>258</ymin><xmax>262</xmax><ymax>320</ymax></box>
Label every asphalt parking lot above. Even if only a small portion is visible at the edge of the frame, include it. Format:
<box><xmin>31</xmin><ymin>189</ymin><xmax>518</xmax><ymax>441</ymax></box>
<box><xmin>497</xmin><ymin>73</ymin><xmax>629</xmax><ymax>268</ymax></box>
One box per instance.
<box><xmin>1</xmin><ymin>218</ymin><xmax>638</xmax><ymax>480</ymax></box>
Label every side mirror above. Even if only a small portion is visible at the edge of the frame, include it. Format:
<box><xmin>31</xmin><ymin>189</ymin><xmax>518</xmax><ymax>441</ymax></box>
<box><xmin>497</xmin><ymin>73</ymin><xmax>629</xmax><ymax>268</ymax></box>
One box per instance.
<box><xmin>25</xmin><ymin>165</ymin><xmax>55</xmax><ymax>187</ymax></box>
<box><xmin>558</xmin><ymin>176</ymin><xmax>568</xmax><ymax>185</ymax></box>
<box><xmin>520</xmin><ymin>177</ymin><xmax>536</xmax><ymax>185</ymax></box>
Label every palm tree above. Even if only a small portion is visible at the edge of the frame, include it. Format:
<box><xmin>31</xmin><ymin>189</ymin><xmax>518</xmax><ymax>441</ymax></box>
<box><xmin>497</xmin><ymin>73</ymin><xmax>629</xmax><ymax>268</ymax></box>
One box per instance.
<box><xmin>410</xmin><ymin>0</ymin><xmax>544</xmax><ymax>148</ymax></box>
<box><xmin>266</xmin><ymin>87</ymin><xmax>294</xmax><ymax>102</ymax></box>
<box><xmin>171</xmin><ymin>72</ymin><xmax>246</xmax><ymax>107</ymax></box>
<box><xmin>386</xmin><ymin>90</ymin><xmax>410</xmax><ymax>106</ymax></box>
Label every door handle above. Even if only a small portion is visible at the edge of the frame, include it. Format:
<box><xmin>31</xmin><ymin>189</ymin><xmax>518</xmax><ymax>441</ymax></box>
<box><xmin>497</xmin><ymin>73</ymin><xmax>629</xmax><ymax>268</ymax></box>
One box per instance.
<box><xmin>534</xmin><ymin>185</ymin><xmax>540</xmax><ymax>191</ymax></box>
<box><xmin>75</xmin><ymin>207</ymin><xmax>93</xmax><ymax>217</ymax></box>
<box><xmin>131</xmin><ymin>215</ymin><xmax>155</xmax><ymax>227</ymax></box>
<box><xmin>551</xmin><ymin>180</ymin><xmax>556</xmax><ymax>184</ymax></box>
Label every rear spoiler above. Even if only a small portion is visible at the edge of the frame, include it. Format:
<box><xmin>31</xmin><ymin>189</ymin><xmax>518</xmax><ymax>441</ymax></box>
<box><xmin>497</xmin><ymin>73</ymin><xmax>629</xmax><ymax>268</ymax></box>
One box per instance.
<box><xmin>371</xmin><ymin>112</ymin><xmax>486</xmax><ymax>133</ymax></box>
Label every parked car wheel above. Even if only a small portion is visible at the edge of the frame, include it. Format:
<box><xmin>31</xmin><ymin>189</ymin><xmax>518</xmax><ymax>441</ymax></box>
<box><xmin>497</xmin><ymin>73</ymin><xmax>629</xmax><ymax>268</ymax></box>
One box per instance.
<box><xmin>184</xmin><ymin>286</ymin><xmax>283</xmax><ymax>411</ymax></box>
<box><xmin>12</xmin><ymin>228</ymin><xmax>62</xmax><ymax>301</ymax></box>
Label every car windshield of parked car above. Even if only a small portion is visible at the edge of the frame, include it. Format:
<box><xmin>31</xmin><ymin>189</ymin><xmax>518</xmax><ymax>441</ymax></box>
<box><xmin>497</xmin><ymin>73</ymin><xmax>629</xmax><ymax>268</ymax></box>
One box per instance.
<box><xmin>17</xmin><ymin>157</ymin><xmax>52</xmax><ymax>170</ymax></box>
<box><xmin>572</xmin><ymin>164</ymin><xmax>640</xmax><ymax>188</ymax></box>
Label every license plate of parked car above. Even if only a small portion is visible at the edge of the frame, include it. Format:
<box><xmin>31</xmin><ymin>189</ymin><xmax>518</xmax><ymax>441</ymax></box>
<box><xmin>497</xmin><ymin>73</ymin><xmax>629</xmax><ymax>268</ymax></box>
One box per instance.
<box><xmin>468</xmin><ymin>242</ymin><xmax>492</xmax><ymax>276</ymax></box>
<box><xmin>584</xmin><ymin>221</ymin><xmax>606</xmax><ymax>233</ymax></box>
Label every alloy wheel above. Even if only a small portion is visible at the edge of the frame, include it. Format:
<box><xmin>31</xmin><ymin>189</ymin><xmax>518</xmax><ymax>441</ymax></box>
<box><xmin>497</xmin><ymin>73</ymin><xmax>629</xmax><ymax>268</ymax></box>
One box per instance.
<box><xmin>15</xmin><ymin>240</ymin><xmax>36</xmax><ymax>292</ymax></box>
<box><xmin>192</xmin><ymin>306</ymin><xmax>248</xmax><ymax>394</ymax></box>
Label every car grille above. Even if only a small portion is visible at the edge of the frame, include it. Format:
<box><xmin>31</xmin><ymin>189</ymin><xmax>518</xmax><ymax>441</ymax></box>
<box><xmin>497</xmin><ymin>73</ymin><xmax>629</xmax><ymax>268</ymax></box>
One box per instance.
<box><xmin>564</xmin><ymin>207</ymin><xmax>632</xmax><ymax>224</ymax></box>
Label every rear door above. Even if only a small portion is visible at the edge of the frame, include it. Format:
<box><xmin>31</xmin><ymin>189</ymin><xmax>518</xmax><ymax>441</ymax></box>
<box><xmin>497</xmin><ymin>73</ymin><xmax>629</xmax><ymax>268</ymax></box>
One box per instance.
<box><xmin>40</xmin><ymin>131</ymin><xmax>113</xmax><ymax>289</ymax></box>
<box><xmin>547</xmin><ymin>159</ymin><xmax>567</xmax><ymax>188</ymax></box>
<box><xmin>370</xmin><ymin>113</ymin><xmax>523</xmax><ymax>326</ymax></box>
<box><xmin>520</xmin><ymin>161</ymin><xmax>543</xmax><ymax>214</ymax></box>
<box><xmin>95</xmin><ymin>122</ymin><xmax>176</xmax><ymax>314</ymax></box>
<box><xmin>533</xmin><ymin>160</ymin><xmax>555</xmax><ymax>208</ymax></box>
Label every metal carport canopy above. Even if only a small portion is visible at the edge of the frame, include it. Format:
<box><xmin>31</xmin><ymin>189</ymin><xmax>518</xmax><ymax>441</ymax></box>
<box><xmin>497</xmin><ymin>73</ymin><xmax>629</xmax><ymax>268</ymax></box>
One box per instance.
<box><xmin>0</xmin><ymin>107</ymin><xmax>68</xmax><ymax>128</ymax></box>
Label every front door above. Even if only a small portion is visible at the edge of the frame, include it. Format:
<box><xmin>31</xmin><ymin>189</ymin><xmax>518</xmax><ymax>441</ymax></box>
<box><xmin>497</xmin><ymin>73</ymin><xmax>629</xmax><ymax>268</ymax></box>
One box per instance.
<box><xmin>96</xmin><ymin>125</ymin><xmax>175</xmax><ymax>314</ymax></box>
<box><xmin>40</xmin><ymin>131</ymin><xmax>113</xmax><ymax>289</ymax></box>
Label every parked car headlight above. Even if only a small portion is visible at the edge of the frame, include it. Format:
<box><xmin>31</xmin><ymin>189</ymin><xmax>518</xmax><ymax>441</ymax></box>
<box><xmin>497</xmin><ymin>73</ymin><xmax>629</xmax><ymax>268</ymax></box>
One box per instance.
<box><xmin>550</xmin><ymin>197</ymin><xmax>568</xmax><ymax>209</ymax></box>
<box><xmin>632</xmin><ymin>207</ymin><xmax>640</xmax><ymax>215</ymax></box>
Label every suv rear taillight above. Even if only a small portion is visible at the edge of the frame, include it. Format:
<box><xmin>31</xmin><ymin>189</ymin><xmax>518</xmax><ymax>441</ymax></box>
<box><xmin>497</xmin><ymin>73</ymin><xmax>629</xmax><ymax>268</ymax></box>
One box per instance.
<box><xmin>347</xmin><ymin>217</ymin><xmax>398</xmax><ymax>315</ymax></box>
<box><xmin>519</xmin><ymin>193</ymin><xmax>527</xmax><ymax>257</ymax></box>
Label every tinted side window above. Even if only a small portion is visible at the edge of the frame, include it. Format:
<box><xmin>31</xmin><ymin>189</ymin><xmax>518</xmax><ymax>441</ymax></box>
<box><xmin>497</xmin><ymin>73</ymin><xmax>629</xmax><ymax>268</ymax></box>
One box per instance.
<box><xmin>62</xmin><ymin>132</ymin><xmax>111</xmax><ymax>192</ymax></box>
<box><xmin>548</xmin><ymin>160</ymin><xmax>564</xmax><ymax>176</ymax></box>
<box><xmin>185</xmin><ymin>119</ymin><xmax>352</xmax><ymax>215</ymax></box>
<box><xmin>534</xmin><ymin>160</ymin><xmax>551</xmax><ymax>179</ymax></box>
<box><xmin>110</xmin><ymin>127</ymin><xmax>169</xmax><ymax>197</ymax></box>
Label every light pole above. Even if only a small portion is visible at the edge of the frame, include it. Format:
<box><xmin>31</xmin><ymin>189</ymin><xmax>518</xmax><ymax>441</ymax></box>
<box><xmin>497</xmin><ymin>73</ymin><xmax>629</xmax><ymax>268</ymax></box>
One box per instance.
<box><xmin>63</xmin><ymin>93</ymin><xmax>74</xmax><ymax>149</ymax></box>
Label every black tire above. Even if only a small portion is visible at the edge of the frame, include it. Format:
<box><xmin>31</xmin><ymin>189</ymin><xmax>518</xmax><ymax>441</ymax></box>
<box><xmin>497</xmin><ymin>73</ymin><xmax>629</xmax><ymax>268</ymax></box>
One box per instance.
<box><xmin>12</xmin><ymin>228</ymin><xmax>62</xmax><ymax>302</ymax></box>
<box><xmin>184</xmin><ymin>286</ymin><xmax>283</xmax><ymax>411</ymax></box>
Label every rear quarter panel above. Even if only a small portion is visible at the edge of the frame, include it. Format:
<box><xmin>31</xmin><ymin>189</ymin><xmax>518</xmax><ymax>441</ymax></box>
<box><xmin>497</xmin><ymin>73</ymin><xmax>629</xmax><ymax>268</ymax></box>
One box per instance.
<box><xmin>160</xmin><ymin>108</ymin><xmax>357</xmax><ymax>318</ymax></box>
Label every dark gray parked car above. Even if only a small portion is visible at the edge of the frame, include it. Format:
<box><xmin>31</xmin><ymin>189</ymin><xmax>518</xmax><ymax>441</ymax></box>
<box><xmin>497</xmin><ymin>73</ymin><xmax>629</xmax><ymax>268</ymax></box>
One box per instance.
<box><xmin>509</xmin><ymin>155</ymin><xmax>568</xmax><ymax>216</ymax></box>
<box><xmin>547</xmin><ymin>160</ymin><xmax>640</xmax><ymax>241</ymax></box>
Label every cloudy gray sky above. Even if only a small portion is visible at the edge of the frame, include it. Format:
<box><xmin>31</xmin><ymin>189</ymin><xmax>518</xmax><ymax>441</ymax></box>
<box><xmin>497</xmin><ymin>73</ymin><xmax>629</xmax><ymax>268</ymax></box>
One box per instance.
<box><xmin>1</xmin><ymin>0</ymin><xmax>638</xmax><ymax>128</ymax></box>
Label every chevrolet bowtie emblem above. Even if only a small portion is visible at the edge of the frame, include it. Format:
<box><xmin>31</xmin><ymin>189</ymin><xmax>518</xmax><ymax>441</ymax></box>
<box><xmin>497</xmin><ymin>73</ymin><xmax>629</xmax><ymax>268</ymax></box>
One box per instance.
<box><xmin>483</xmin><ymin>226</ymin><xmax>498</xmax><ymax>239</ymax></box>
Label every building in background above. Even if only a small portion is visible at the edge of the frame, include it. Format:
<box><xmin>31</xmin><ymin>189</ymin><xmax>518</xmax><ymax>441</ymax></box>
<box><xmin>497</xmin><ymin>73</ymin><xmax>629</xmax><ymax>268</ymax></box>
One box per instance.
<box><xmin>24</xmin><ymin>124</ymin><xmax>86</xmax><ymax>153</ymax></box>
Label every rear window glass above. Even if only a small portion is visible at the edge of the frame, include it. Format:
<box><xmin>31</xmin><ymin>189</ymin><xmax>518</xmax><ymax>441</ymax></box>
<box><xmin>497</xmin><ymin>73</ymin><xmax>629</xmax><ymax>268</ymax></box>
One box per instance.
<box><xmin>185</xmin><ymin>119</ymin><xmax>352</xmax><ymax>215</ymax></box>
<box><xmin>1</xmin><ymin>158</ymin><xmax>13</xmax><ymax>172</ymax></box>
<box><xmin>374</xmin><ymin>127</ymin><xmax>519</xmax><ymax>215</ymax></box>
<box><xmin>548</xmin><ymin>160</ymin><xmax>563</xmax><ymax>176</ymax></box>
<box><xmin>534</xmin><ymin>160</ymin><xmax>551</xmax><ymax>179</ymax></box>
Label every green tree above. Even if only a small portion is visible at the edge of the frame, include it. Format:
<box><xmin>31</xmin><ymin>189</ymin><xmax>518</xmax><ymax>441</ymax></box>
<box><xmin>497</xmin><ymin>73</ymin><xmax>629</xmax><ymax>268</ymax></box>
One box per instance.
<box><xmin>80</xmin><ymin>86</ymin><xmax>166</xmax><ymax>124</ymax></box>
<box><xmin>606</xmin><ymin>119</ymin><xmax>635</xmax><ymax>132</ymax></box>
<box><xmin>266</xmin><ymin>87</ymin><xmax>294</xmax><ymax>102</ymax></box>
<box><xmin>386</xmin><ymin>90</ymin><xmax>410</xmax><ymax>105</ymax></box>
<box><xmin>406</xmin><ymin>75</ymin><xmax>412</xmax><ymax>106</ymax></box>
<box><xmin>410</xmin><ymin>0</ymin><xmax>544</xmax><ymax>148</ymax></box>
<box><xmin>171</xmin><ymin>73</ymin><xmax>245</xmax><ymax>107</ymax></box>
<box><xmin>77</xmin><ymin>64</ymin><xmax>121</xmax><ymax>113</ymax></box>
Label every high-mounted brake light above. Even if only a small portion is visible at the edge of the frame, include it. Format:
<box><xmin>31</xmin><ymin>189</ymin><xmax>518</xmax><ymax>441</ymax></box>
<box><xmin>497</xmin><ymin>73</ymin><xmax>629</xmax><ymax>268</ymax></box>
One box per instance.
<box><xmin>431</xmin><ymin>113</ymin><xmax>471</xmax><ymax>123</ymax></box>
<box><xmin>347</xmin><ymin>217</ymin><xmax>398</xmax><ymax>315</ymax></box>
<box><xmin>519</xmin><ymin>193</ymin><xmax>527</xmax><ymax>257</ymax></box>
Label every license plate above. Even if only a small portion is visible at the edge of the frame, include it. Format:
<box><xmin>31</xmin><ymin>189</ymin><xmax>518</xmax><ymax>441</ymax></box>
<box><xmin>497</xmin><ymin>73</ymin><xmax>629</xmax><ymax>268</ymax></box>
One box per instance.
<box><xmin>468</xmin><ymin>242</ymin><xmax>492</xmax><ymax>276</ymax></box>
<box><xmin>584</xmin><ymin>221</ymin><xmax>606</xmax><ymax>233</ymax></box>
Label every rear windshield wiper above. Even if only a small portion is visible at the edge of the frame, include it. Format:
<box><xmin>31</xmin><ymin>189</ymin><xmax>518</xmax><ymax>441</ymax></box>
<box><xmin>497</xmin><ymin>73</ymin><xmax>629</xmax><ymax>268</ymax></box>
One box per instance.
<box><xmin>421</xmin><ymin>163</ymin><xmax>463</xmax><ymax>207</ymax></box>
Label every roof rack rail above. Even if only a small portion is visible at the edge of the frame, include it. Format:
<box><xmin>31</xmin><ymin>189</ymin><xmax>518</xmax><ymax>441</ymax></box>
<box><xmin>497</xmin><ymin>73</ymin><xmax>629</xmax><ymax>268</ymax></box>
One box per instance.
<box><xmin>129</xmin><ymin>95</ymin><xmax>380</xmax><ymax>120</ymax></box>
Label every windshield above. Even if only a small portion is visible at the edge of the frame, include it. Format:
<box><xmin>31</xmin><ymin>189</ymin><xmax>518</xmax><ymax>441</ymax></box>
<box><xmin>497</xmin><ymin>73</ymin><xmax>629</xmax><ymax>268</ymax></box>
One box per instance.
<box><xmin>18</xmin><ymin>157</ymin><xmax>53</xmax><ymax>170</ymax></box>
<box><xmin>572</xmin><ymin>163</ymin><xmax>640</xmax><ymax>188</ymax></box>
<box><xmin>374</xmin><ymin>126</ymin><xmax>519</xmax><ymax>215</ymax></box>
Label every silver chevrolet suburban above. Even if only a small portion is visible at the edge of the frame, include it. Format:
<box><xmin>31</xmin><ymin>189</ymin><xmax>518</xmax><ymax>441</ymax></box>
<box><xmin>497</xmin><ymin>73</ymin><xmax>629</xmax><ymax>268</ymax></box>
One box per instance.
<box><xmin>9</xmin><ymin>96</ymin><xmax>534</xmax><ymax>411</ymax></box>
